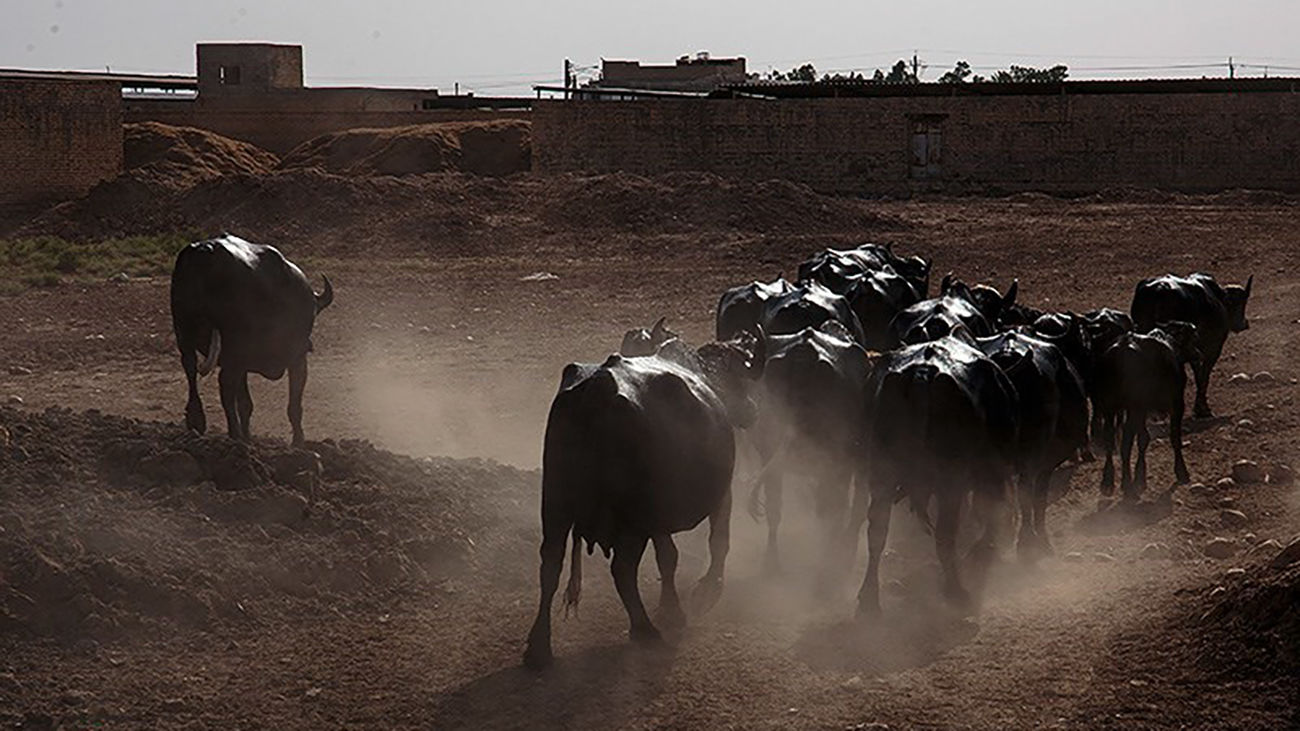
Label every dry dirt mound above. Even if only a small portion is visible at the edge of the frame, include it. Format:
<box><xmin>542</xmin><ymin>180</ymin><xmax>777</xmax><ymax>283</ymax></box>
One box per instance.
<box><xmin>20</xmin><ymin>169</ymin><xmax>905</xmax><ymax>254</ymax></box>
<box><xmin>124</xmin><ymin>122</ymin><xmax>279</xmax><ymax>190</ymax></box>
<box><xmin>0</xmin><ymin>406</ymin><xmax>535</xmax><ymax>642</ymax></box>
<box><xmin>280</xmin><ymin>120</ymin><xmax>531</xmax><ymax>177</ymax></box>
<box><xmin>1194</xmin><ymin>559</ymin><xmax>1300</xmax><ymax>677</ymax></box>
<box><xmin>538</xmin><ymin>171</ymin><xmax>900</xmax><ymax>235</ymax></box>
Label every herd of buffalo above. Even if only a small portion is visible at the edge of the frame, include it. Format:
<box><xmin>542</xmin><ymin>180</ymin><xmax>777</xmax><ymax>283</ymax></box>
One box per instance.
<box><xmin>163</xmin><ymin>234</ymin><xmax>1253</xmax><ymax>672</ymax></box>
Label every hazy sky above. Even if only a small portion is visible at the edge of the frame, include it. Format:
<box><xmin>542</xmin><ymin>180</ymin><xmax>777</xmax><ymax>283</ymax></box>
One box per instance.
<box><xmin>5</xmin><ymin>1</ymin><xmax>1299</xmax><ymax>95</ymax></box>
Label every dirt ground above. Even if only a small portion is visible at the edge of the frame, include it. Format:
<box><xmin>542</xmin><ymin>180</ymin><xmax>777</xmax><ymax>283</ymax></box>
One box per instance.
<box><xmin>2</xmin><ymin>189</ymin><xmax>1300</xmax><ymax>729</ymax></box>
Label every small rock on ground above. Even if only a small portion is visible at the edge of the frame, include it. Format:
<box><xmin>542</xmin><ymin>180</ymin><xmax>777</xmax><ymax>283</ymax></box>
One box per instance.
<box><xmin>1140</xmin><ymin>542</ymin><xmax>1170</xmax><ymax>559</ymax></box>
<box><xmin>1251</xmin><ymin>538</ymin><xmax>1283</xmax><ymax>555</ymax></box>
<box><xmin>1219</xmin><ymin>509</ymin><xmax>1249</xmax><ymax>528</ymax></box>
<box><xmin>1268</xmin><ymin>463</ymin><xmax>1295</xmax><ymax>485</ymax></box>
<box><xmin>1271</xmin><ymin>536</ymin><xmax>1300</xmax><ymax>569</ymax></box>
<box><xmin>1231</xmin><ymin>460</ymin><xmax>1266</xmax><ymax>484</ymax></box>
<box><xmin>1204</xmin><ymin>537</ymin><xmax>1237</xmax><ymax>559</ymax></box>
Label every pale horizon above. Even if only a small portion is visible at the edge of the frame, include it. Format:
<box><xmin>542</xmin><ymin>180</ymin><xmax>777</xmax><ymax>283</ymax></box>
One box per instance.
<box><xmin>5</xmin><ymin>0</ymin><xmax>1299</xmax><ymax>96</ymax></box>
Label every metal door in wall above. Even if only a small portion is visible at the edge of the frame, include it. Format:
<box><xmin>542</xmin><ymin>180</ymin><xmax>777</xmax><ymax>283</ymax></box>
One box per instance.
<box><xmin>910</xmin><ymin>119</ymin><xmax>943</xmax><ymax>179</ymax></box>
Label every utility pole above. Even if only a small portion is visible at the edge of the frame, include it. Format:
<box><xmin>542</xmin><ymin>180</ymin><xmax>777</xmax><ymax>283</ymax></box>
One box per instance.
<box><xmin>564</xmin><ymin>58</ymin><xmax>572</xmax><ymax>99</ymax></box>
<box><xmin>911</xmin><ymin>51</ymin><xmax>920</xmax><ymax>82</ymax></box>
<box><xmin>1228</xmin><ymin>56</ymin><xmax>1235</xmax><ymax>79</ymax></box>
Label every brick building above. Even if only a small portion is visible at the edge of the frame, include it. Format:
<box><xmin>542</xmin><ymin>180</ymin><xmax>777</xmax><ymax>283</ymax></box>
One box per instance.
<box><xmin>535</xmin><ymin>77</ymin><xmax>1300</xmax><ymax>195</ymax></box>
<box><xmin>125</xmin><ymin>43</ymin><xmax>527</xmax><ymax>154</ymax></box>
<box><xmin>0</xmin><ymin>78</ymin><xmax>122</xmax><ymax>212</ymax></box>
<box><xmin>590</xmin><ymin>54</ymin><xmax>747</xmax><ymax>93</ymax></box>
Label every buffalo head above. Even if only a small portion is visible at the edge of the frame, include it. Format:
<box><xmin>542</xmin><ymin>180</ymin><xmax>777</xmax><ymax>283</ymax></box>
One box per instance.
<box><xmin>620</xmin><ymin>317</ymin><xmax>678</xmax><ymax>357</ymax></box>
<box><xmin>1223</xmin><ymin>275</ymin><xmax>1253</xmax><ymax>332</ymax></box>
<box><xmin>1155</xmin><ymin>320</ymin><xmax>1203</xmax><ymax>367</ymax></box>
<box><xmin>697</xmin><ymin>328</ymin><xmax>767</xmax><ymax>428</ymax></box>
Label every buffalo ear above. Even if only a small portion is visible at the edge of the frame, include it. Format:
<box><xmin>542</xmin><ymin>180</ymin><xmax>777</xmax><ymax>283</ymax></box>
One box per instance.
<box><xmin>940</xmin><ymin>273</ymin><xmax>954</xmax><ymax>295</ymax></box>
<box><xmin>1245</xmin><ymin>274</ymin><xmax>1253</xmax><ymax>298</ymax></box>
<box><xmin>1003</xmin><ymin>279</ymin><xmax>1019</xmax><ymax>307</ymax></box>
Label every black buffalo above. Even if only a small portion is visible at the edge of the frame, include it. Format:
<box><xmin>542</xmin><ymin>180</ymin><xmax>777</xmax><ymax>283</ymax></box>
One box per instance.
<box><xmin>170</xmin><ymin>235</ymin><xmax>332</xmax><ymax>446</ymax></box>
<box><xmin>716</xmin><ymin>278</ymin><xmax>865</xmax><ymax>346</ymax></box>
<box><xmin>1131</xmin><ymin>273</ymin><xmax>1252</xmax><ymax>418</ymax></box>
<box><xmin>746</xmin><ymin>322</ymin><xmax>872</xmax><ymax>575</ymax></box>
<box><xmin>974</xmin><ymin>331</ymin><xmax>1088</xmax><ymax>559</ymax></box>
<box><xmin>797</xmin><ymin>243</ymin><xmax>931</xmax><ymax>298</ymax></box>
<box><xmin>523</xmin><ymin>328</ymin><xmax>765</xmax><ymax>669</ymax></box>
<box><xmin>853</xmin><ymin>332</ymin><xmax>1020</xmax><ymax>615</ymax></box>
<box><xmin>842</xmin><ymin>268</ymin><xmax>924</xmax><ymax>350</ymax></box>
<box><xmin>716</xmin><ymin>278</ymin><xmax>795</xmax><ymax>341</ymax></box>
<box><xmin>889</xmin><ymin>276</ymin><xmax>1013</xmax><ymax>346</ymax></box>
<box><xmin>1095</xmin><ymin>322</ymin><xmax>1201</xmax><ymax>499</ymax></box>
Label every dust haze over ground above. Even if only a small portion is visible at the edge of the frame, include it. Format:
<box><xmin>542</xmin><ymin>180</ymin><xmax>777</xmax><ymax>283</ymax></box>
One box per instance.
<box><xmin>2</xmin><ymin>124</ymin><xmax>1300</xmax><ymax>728</ymax></box>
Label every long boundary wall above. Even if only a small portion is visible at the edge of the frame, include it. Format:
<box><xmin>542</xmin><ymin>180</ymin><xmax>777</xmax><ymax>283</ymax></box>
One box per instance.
<box><xmin>533</xmin><ymin>94</ymin><xmax>1300</xmax><ymax>195</ymax></box>
<box><xmin>1</xmin><ymin>79</ymin><xmax>122</xmax><ymax>210</ymax></box>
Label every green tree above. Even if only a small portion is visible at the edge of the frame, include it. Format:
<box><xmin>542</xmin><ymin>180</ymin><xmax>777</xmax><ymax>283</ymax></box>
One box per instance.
<box><xmin>938</xmin><ymin>60</ymin><xmax>972</xmax><ymax>84</ymax></box>
<box><xmin>989</xmin><ymin>64</ymin><xmax>1069</xmax><ymax>83</ymax></box>
<box><xmin>883</xmin><ymin>59</ymin><xmax>918</xmax><ymax>84</ymax></box>
<box><xmin>765</xmin><ymin>63</ymin><xmax>818</xmax><ymax>82</ymax></box>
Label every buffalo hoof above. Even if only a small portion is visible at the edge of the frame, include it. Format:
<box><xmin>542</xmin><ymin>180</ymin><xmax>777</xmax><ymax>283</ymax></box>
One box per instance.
<box><xmin>522</xmin><ymin>642</ymin><xmax>554</xmax><ymax>671</ymax></box>
<box><xmin>690</xmin><ymin>576</ymin><xmax>723</xmax><ymax>615</ymax></box>
<box><xmin>1175</xmin><ymin>466</ymin><xmax>1191</xmax><ymax>485</ymax></box>
<box><xmin>1193</xmin><ymin>405</ymin><xmax>1213</xmax><ymax>419</ymax></box>
<box><xmin>942</xmin><ymin>583</ymin><xmax>974</xmax><ymax>613</ymax></box>
<box><xmin>856</xmin><ymin>597</ymin><xmax>882</xmax><ymax>620</ymax></box>
<box><xmin>629</xmin><ymin>623</ymin><xmax>662</xmax><ymax>644</ymax></box>
<box><xmin>655</xmin><ymin>603</ymin><xmax>687</xmax><ymax>631</ymax></box>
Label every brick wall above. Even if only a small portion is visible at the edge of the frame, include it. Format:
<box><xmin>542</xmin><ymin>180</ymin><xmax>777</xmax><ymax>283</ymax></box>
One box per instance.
<box><xmin>125</xmin><ymin>97</ymin><xmax>526</xmax><ymax>155</ymax></box>
<box><xmin>0</xmin><ymin>79</ymin><xmax>122</xmax><ymax>210</ymax></box>
<box><xmin>534</xmin><ymin>94</ymin><xmax>1300</xmax><ymax>194</ymax></box>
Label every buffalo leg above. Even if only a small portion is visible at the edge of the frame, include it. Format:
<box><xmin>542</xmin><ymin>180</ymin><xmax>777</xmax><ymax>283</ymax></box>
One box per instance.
<box><xmin>523</xmin><ymin>502</ymin><xmax>570</xmax><ymax>670</ymax></box>
<box><xmin>1015</xmin><ymin>472</ymin><xmax>1038</xmax><ymax>562</ymax></box>
<box><xmin>1089</xmin><ymin>399</ymin><xmax>1105</xmax><ymax>451</ymax></box>
<box><xmin>1120</xmin><ymin>411</ymin><xmax>1138</xmax><ymax>501</ymax></box>
<box><xmin>1100</xmin><ymin>412</ymin><xmax>1117</xmax><ymax>496</ymax></box>
<box><xmin>651</xmin><ymin>535</ymin><xmax>686</xmax><ymax>630</ymax></box>
<box><xmin>814</xmin><ymin>463</ymin><xmax>853</xmax><ymax>591</ymax></box>
<box><xmin>856</xmin><ymin>489</ymin><xmax>893</xmax><ymax>617</ymax></box>
<box><xmin>969</xmin><ymin>487</ymin><xmax>1003</xmax><ymax>597</ymax></box>
<box><xmin>1192</xmin><ymin>358</ymin><xmax>1215</xmax><ymax>419</ymax></box>
<box><xmin>693</xmin><ymin>486</ymin><xmax>730</xmax><ymax>613</ymax></box>
<box><xmin>288</xmin><ymin>357</ymin><xmax>308</xmax><ymax>447</ymax></box>
<box><xmin>1032</xmin><ymin>471</ymin><xmax>1052</xmax><ymax>556</ymax></box>
<box><xmin>218</xmin><ymin>367</ymin><xmax>245</xmax><ymax>441</ymax></box>
<box><xmin>762</xmin><ymin>469</ymin><xmax>784</xmax><ymax>575</ymax></box>
<box><xmin>843</xmin><ymin>466</ymin><xmax>872</xmax><ymax>570</ymax></box>
<box><xmin>612</xmin><ymin>535</ymin><xmax>658</xmax><ymax>643</ymax></box>
<box><xmin>236</xmin><ymin>372</ymin><xmax>253</xmax><ymax>441</ymax></box>
<box><xmin>935</xmin><ymin>488</ymin><xmax>971</xmax><ymax>610</ymax></box>
<box><xmin>1171</xmin><ymin>393</ymin><xmax>1190</xmax><ymax>484</ymax></box>
<box><xmin>1134</xmin><ymin>412</ymin><xmax>1151</xmax><ymax>493</ymax></box>
<box><xmin>180</xmin><ymin>346</ymin><xmax>205</xmax><ymax>435</ymax></box>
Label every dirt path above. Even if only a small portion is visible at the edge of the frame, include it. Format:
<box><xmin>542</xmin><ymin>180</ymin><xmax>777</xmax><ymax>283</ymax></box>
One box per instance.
<box><xmin>2</xmin><ymin>198</ymin><xmax>1298</xmax><ymax>729</ymax></box>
